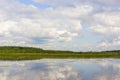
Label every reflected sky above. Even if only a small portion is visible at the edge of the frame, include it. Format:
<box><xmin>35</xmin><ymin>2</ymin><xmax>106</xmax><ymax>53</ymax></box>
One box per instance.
<box><xmin>0</xmin><ymin>59</ymin><xmax>120</xmax><ymax>80</ymax></box>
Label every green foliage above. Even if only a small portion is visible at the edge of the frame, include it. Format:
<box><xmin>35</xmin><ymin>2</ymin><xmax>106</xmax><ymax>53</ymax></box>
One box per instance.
<box><xmin>0</xmin><ymin>46</ymin><xmax>74</xmax><ymax>54</ymax></box>
<box><xmin>0</xmin><ymin>46</ymin><xmax>119</xmax><ymax>60</ymax></box>
<box><xmin>0</xmin><ymin>46</ymin><xmax>43</xmax><ymax>53</ymax></box>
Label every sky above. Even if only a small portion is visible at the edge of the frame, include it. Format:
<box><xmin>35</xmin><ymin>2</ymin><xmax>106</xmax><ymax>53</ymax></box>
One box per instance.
<box><xmin>0</xmin><ymin>0</ymin><xmax>120</xmax><ymax>51</ymax></box>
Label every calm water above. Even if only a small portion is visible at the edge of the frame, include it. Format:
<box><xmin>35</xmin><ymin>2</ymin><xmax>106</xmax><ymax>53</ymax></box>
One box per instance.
<box><xmin>0</xmin><ymin>59</ymin><xmax>120</xmax><ymax>80</ymax></box>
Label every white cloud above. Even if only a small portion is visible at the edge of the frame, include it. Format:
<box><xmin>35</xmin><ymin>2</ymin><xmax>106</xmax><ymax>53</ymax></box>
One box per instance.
<box><xmin>33</xmin><ymin>0</ymin><xmax>120</xmax><ymax>6</ymax></box>
<box><xmin>89</xmin><ymin>12</ymin><xmax>120</xmax><ymax>50</ymax></box>
<box><xmin>0</xmin><ymin>0</ymin><xmax>119</xmax><ymax>51</ymax></box>
<box><xmin>0</xmin><ymin>0</ymin><xmax>94</xmax><ymax>47</ymax></box>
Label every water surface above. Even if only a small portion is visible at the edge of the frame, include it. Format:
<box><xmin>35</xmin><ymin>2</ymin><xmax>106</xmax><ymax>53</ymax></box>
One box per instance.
<box><xmin>0</xmin><ymin>59</ymin><xmax>120</xmax><ymax>80</ymax></box>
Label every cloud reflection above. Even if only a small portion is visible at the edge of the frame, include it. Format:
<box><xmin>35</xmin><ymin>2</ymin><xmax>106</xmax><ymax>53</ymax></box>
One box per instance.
<box><xmin>0</xmin><ymin>60</ymin><xmax>81</xmax><ymax>80</ymax></box>
<box><xmin>0</xmin><ymin>59</ymin><xmax>119</xmax><ymax>80</ymax></box>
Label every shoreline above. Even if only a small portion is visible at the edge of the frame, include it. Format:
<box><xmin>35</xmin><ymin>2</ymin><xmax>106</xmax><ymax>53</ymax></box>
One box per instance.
<box><xmin>0</xmin><ymin>53</ymin><xmax>119</xmax><ymax>60</ymax></box>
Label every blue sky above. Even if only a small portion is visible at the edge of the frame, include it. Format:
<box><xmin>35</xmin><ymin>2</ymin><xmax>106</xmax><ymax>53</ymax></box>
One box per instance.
<box><xmin>0</xmin><ymin>0</ymin><xmax>120</xmax><ymax>51</ymax></box>
<box><xmin>19</xmin><ymin>0</ymin><xmax>52</xmax><ymax>9</ymax></box>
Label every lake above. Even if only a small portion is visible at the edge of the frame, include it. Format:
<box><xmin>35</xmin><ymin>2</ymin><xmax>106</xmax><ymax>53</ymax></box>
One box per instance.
<box><xmin>0</xmin><ymin>59</ymin><xmax>120</xmax><ymax>80</ymax></box>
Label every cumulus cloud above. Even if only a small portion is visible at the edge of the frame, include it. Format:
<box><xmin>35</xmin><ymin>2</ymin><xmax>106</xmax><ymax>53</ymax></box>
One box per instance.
<box><xmin>33</xmin><ymin>0</ymin><xmax>120</xmax><ymax>7</ymax></box>
<box><xmin>0</xmin><ymin>0</ymin><xmax>92</xmax><ymax>46</ymax></box>
<box><xmin>90</xmin><ymin>12</ymin><xmax>120</xmax><ymax>50</ymax></box>
<box><xmin>0</xmin><ymin>0</ymin><xmax>119</xmax><ymax>51</ymax></box>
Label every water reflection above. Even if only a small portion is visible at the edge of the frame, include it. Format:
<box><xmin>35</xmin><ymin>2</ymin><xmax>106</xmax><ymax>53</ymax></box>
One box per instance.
<box><xmin>0</xmin><ymin>59</ymin><xmax>120</xmax><ymax>80</ymax></box>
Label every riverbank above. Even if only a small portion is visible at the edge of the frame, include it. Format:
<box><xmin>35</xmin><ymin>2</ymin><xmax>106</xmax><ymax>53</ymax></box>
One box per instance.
<box><xmin>0</xmin><ymin>46</ymin><xmax>119</xmax><ymax>60</ymax></box>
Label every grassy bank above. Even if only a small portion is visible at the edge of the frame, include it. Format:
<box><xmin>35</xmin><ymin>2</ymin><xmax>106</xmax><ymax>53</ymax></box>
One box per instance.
<box><xmin>0</xmin><ymin>46</ymin><xmax>120</xmax><ymax>60</ymax></box>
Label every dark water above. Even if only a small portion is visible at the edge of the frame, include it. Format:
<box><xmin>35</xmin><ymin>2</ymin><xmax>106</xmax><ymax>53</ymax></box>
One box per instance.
<box><xmin>0</xmin><ymin>59</ymin><xmax>120</xmax><ymax>80</ymax></box>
